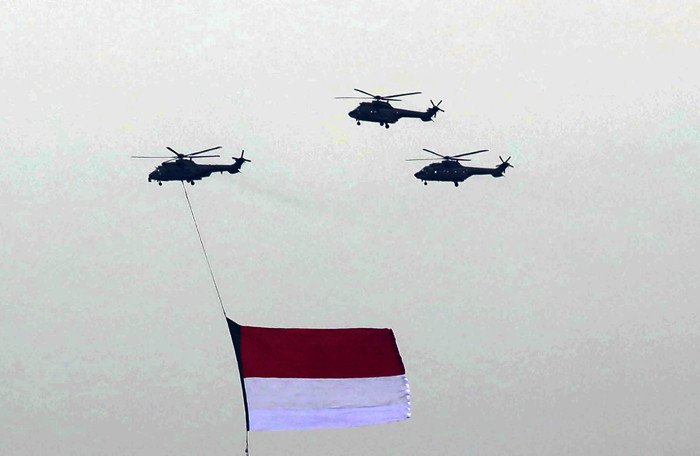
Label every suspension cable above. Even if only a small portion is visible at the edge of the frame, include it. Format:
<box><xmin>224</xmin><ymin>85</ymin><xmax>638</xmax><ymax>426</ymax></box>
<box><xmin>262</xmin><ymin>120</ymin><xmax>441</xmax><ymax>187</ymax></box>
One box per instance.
<box><xmin>182</xmin><ymin>182</ymin><xmax>252</xmax><ymax>454</ymax></box>
<box><xmin>181</xmin><ymin>182</ymin><xmax>227</xmax><ymax>319</ymax></box>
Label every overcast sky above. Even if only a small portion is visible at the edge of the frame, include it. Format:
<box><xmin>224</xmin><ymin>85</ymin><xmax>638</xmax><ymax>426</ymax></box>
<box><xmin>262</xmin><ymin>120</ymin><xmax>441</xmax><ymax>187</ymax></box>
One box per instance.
<box><xmin>2</xmin><ymin>1</ymin><xmax>699</xmax><ymax>455</ymax></box>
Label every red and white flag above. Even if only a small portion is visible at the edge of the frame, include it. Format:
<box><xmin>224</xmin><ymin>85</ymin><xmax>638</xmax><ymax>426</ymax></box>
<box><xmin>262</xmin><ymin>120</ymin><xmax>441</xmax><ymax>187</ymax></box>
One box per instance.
<box><xmin>227</xmin><ymin>319</ymin><xmax>411</xmax><ymax>431</ymax></box>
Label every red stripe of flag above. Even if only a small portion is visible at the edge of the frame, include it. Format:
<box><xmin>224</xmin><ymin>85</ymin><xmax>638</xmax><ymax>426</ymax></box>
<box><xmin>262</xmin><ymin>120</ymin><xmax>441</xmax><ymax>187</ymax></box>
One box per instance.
<box><xmin>240</xmin><ymin>325</ymin><xmax>406</xmax><ymax>379</ymax></box>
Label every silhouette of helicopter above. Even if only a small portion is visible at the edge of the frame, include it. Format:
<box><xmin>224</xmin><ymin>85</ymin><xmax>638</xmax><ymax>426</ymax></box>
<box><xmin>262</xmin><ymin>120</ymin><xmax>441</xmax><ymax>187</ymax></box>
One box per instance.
<box><xmin>335</xmin><ymin>89</ymin><xmax>443</xmax><ymax>128</ymax></box>
<box><xmin>131</xmin><ymin>147</ymin><xmax>250</xmax><ymax>185</ymax></box>
<box><xmin>407</xmin><ymin>149</ymin><xmax>513</xmax><ymax>187</ymax></box>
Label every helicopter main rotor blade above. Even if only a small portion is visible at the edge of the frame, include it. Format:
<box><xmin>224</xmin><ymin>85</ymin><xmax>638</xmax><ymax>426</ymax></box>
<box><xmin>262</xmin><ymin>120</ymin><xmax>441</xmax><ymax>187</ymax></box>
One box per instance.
<box><xmin>189</xmin><ymin>146</ymin><xmax>222</xmax><ymax>156</ymax></box>
<box><xmin>422</xmin><ymin>148</ymin><xmax>448</xmax><ymax>159</ymax></box>
<box><xmin>334</xmin><ymin>96</ymin><xmax>373</xmax><ymax>99</ymax></box>
<box><xmin>452</xmin><ymin>149</ymin><xmax>488</xmax><ymax>158</ymax></box>
<box><xmin>131</xmin><ymin>155</ymin><xmax>172</xmax><ymax>159</ymax></box>
<box><xmin>188</xmin><ymin>155</ymin><xmax>220</xmax><ymax>158</ymax></box>
<box><xmin>406</xmin><ymin>158</ymin><xmax>441</xmax><ymax>161</ymax></box>
<box><xmin>385</xmin><ymin>91</ymin><xmax>421</xmax><ymax>99</ymax></box>
<box><xmin>353</xmin><ymin>88</ymin><xmax>376</xmax><ymax>98</ymax></box>
<box><xmin>166</xmin><ymin>147</ymin><xmax>181</xmax><ymax>156</ymax></box>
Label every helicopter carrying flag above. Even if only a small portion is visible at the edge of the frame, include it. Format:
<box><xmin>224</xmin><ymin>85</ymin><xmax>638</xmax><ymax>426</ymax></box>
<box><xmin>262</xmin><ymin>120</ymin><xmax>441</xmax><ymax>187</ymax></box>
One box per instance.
<box><xmin>131</xmin><ymin>146</ymin><xmax>250</xmax><ymax>185</ymax></box>
<box><xmin>227</xmin><ymin>319</ymin><xmax>411</xmax><ymax>431</ymax></box>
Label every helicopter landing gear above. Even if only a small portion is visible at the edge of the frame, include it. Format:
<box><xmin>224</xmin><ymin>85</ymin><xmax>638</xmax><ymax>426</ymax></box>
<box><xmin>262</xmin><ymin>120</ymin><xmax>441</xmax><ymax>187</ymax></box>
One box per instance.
<box><xmin>356</xmin><ymin>121</ymin><xmax>361</xmax><ymax>126</ymax></box>
<box><xmin>385</xmin><ymin>123</ymin><xmax>390</xmax><ymax>129</ymax></box>
<box><xmin>158</xmin><ymin>182</ymin><xmax>162</xmax><ymax>186</ymax></box>
<box><xmin>423</xmin><ymin>181</ymin><xmax>428</xmax><ymax>186</ymax></box>
<box><xmin>454</xmin><ymin>182</ymin><xmax>459</xmax><ymax>187</ymax></box>
<box><xmin>190</xmin><ymin>181</ymin><xmax>195</xmax><ymax>185</ymax></box>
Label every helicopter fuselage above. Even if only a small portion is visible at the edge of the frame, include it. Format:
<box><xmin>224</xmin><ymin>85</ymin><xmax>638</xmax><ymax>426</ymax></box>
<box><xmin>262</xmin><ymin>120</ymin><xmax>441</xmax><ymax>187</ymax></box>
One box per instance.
<box><xmin>148</xmin><ymin>159</ymin><xmax>246</xmax><ymax>184</ymax></box>
<box><xmin>349</xmin><ymin>101</ymin><xmax>438</xmax><ymax>127</ymax></box>
<box><xmin>414</xmin><ymin>161</ymin><xmax>511</xmax><ymax>187</ymax></box>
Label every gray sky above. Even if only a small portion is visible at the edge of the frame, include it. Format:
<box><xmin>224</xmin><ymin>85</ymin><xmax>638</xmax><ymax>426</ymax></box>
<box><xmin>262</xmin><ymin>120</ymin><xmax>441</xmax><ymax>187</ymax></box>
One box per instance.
<box><xmin>2</xmin><ymin>1</ymin><xmax>699</xmax><ymax>454</ymax></box>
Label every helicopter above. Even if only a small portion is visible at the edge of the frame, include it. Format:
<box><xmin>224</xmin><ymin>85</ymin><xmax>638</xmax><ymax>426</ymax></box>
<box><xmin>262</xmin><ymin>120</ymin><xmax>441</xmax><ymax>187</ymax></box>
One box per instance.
<box><xmin>335</xmin><ymin>89</ymin><xmax>443</xmax><ymax>128</ymax></box>
<box><xmin>407</xmin><ymin>149</ymin><xmax>513</xmax><ymax>187</ymax></box>
<box><xmin>131</xmin><ymin>147</ymin><xmax>250</xmax><ymax>185</ymax></box>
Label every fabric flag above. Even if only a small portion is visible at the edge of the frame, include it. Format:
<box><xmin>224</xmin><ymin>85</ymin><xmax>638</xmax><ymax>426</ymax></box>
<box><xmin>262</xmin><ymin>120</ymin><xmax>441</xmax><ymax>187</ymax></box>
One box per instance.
<box><xmin>227</xmin><ymin>319</ymin><xmax>411</xmax><ymax>431</ymax></box>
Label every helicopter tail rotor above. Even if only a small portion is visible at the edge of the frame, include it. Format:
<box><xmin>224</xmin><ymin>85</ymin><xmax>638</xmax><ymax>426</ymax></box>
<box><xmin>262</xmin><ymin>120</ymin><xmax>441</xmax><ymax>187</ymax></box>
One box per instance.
<box><xmin>497</xmin><ymin>156</ymin><xmax>514</xmax><ymax>175</ymax></box>
<box><xmin>499</xmin><ymin>155</ymin><xmax>513</xmax><ymax>167</ymax></box>
<box><xmin>424</xmin><ymin>100</ymin><xmax>444</xmax><ymax>121</ymax></box>
<box><xmin>228</xmin><ymin>149</ymin><xmax>251</xmax><ymax>173</ymax></box>
<box><xmin>234</xmin><ymin>150</ymin><xmax>251</xmax><ymax>163</ymax></box>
